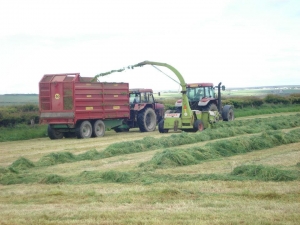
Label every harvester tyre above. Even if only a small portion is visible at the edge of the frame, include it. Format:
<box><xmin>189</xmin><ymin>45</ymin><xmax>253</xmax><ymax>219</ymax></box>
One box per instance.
<box><xmin>76</xmin><ymin>120</ymin><xmax>92</xmax><ymax>139</ymax></box>
<box><xmin>158</xmin><ymin>120</ymin><xmax>169</xmax><ymax>133</ymax></box>
<box><xmin>137</xmin><ymin>108</ymin><xmax>157</xmax><ymax>132</ymax></box>
<box><xmin>222</xmin><ymin>105</ymin><xmax>234</xmax><ymax>121</ymax></box>
<box><xmin>193</xmin><ymin>120</ymin><xmax>204</xmax><ymax>132</ymax></box>
<box><xmin>202</xmin><ymin>103</ymin><xmax>218</xmax><ymax>111</ymax></box>
<box><xmin>92</xmin><ymin>120</ymin><xmax>105</xmax><ymax>137</ymax></box>
<box><xmin>48</xmin><ymin>125</ymin><xmax>63</xmax><ymax>140</ymax></box>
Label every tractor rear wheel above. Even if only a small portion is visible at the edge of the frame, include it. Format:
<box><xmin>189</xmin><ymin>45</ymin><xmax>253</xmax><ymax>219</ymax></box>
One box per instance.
<box><xmin>92</xmin><ymin>120</ymin><xmax>105</xmax><ymax>137</ymax></box>
<box><xmin>193</xmin><ymin>120</ymin><xmax>204</xmax><ymax>132</ymax></box>
<box><xmin>137</xmin><ymin>107</ymin><xmax>157</xmax><ymax>132</ymax></box>
<box><xmin>222</xmin><ymin>105</ymin><xmax>234</xmax><ymax>121</ymax></box>
<box><xmin>202</xmin><ymin>103</ymin><xmax>218</xmax><ymax>111</ymax></box>
<box><xmin>76</xmin><ymin>120</ymin><xmax>92</xmax><ymax>139</ymax></box>
<box><xmin>48</xmin><ymin>125</ymin><xmax>63</xmax><ymax>140</ymax></box>
<box><xmin>158</xmin><ymin>120</ymin><xmax>169</xmax><ymax>133</ymax></box>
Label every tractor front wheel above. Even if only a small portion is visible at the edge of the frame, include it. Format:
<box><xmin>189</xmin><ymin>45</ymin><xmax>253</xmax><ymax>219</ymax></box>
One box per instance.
<box><xmin>137</xmin><ymin>108</ymin><xmax>157</xmax><ymax>132</ymax></box>
<box><xmin>202</xmin><ymin>103</ymin><xmax>218</xmax><ymax>111</ymax></box>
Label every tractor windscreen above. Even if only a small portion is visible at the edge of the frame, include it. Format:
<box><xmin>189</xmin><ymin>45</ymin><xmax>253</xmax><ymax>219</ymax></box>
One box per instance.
<box><xmin>187</xmin><ymin>86</ymin><xmax>215</xmax><ymax>101</ymax></box>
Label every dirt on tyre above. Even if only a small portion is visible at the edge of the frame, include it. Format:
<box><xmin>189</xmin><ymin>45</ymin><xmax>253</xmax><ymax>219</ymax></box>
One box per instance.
<box><xmin>76</xmin><ymin>120</ymin><xmax>92</xmax><ymax>138</ymax></box>
<box><xmin>137</xmin><ymin>108</ymin><xmax>157</xmax><ymax>132</ymax></box>
<box><xmin>92</xmin><ymin>120</ymin><xmax>105</xmax><ymax>137</ymax></box>
<box><xmin>48</xmin><ymin>125</ymin><xmax>63</xmax><ymax>140</ymax></box>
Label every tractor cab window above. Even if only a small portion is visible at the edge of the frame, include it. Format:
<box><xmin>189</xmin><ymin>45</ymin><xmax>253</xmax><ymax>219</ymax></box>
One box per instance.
<box><xmin>203</xmin><ymin>87</ymin><xmax>215</xmax><ymax>98</ymax></box>
<box><xmin>129</xmin><ymin>93</ymin><xmax>140</xmax><ymax>104</ymax></box>
<box><xmin>187</xmin><ymin>87</ymin><xmax>204</xmax><ymax>100</ymax></box>
<box><xmin>141</xmin><ymin>92</ymin><xmax>154</xmax><ymax>103</ymax></box>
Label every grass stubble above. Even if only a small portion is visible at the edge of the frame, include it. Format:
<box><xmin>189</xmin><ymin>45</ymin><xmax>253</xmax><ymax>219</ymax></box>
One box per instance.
<box><xmin>0</xmin><ymin>114</ymin><xmax>300</xmax><ymax>224</ymax></box>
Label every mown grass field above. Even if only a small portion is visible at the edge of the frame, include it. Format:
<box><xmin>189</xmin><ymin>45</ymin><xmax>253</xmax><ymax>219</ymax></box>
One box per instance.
<box><xmin>0</xmin><ymin>112</ymin><xmax>300</xmax><ymax>224</ymax></box>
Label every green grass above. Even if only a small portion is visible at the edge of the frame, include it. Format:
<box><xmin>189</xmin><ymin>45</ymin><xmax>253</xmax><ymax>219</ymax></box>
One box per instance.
<box><xmin>0</xmin><ymin>124</ymin><xmax>47</xmax><ymax>142</ymax></box>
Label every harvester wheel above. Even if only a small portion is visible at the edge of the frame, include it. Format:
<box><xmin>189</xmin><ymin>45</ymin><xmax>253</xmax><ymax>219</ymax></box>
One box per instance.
<box><xmin>193</xmin><ymin>120</ymin><xmax>204</xmax><ymax>132</ymax></box>
<box><xmin>222</xmin><ymin>105</ymin><xmax>234</xmax><ymax>121</ymax></box>
<box><xmin>137</xmin><ymin>107</ymin><xmax>157</xmax><ymax>132</ymax></box>
<box><xmin>158</xmin><ymin>120</ymin><xmax>169</xmax><ymax>133</ymax></box>
<box><xmin>76</xmin><ymin>120</ymin><xmax>92</xmax><ymax>139</ymax></box>
<box><xmin>92</xmin><ymin>120</ymin><xmax>105</xmax><ymax>137</ymax></box>
<box><xmin>202</xmin><ymin>103</ymin><xmax>218</xmax><ymax>111</ymax></box>
<box><xmin>48</xmin><ymin>125</ymin><xmax>63</xmax><ymax>140</ymax></box>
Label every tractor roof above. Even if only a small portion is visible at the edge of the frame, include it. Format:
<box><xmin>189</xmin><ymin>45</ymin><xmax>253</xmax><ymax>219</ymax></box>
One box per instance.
<box><xmin>129</xmin><ymin>88</ymin><xmax>153</xmax><ymax>93</ymax></box>
<box><xmin>186</xmin><ymin>83</ymin><xmax>214</xmax><ymax>87</ymax></box>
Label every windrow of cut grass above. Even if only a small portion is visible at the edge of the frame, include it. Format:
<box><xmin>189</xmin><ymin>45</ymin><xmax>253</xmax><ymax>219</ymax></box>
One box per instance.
<box><xmin>1</xmin><ymin>129</ymin><xmax>300</xmax><ymax>185</ymax></box>
<box><xmin>2</xmin><ymin>114</ymin><xmax>300</xmax><ymax>171</ymax></box>
<box><xmin>141</xmin><ymin>129</ymin><xmax>300</xmax><ymax>169</ymax></box>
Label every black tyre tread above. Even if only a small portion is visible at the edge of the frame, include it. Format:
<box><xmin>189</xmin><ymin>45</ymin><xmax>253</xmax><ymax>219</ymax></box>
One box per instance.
<box><xmin>76</xmin><ymin>121</ymin><xmax>92</xmax><ymax>139</ymax></box>
<box><xmin>48</xmin><ymin>125</ymin><xmax>63</xmax><ymax>140</ymax></box>
<box><xmin>158</xmin><ymin>120</ymin><xmax>169</xmax><ymax>133</ymax></box>
<box><xmin>92</xmin><ymin>120</ymin><xmax>105</xmax><ymax>137</ymax></box>
<box><xmin>137</xmin><ymin>108</ymin><xmax>157</xmax><ymax>132</ymax></box>
<box><xmin>222</xmin><ymin>105</ymin><xmax>234</xmax><ymax>121</ymax></box>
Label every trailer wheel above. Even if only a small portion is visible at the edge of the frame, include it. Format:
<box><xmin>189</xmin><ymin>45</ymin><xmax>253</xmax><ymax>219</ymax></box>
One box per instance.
<box><xmin>137</xmin><ymin>108</ymin><xmax>157</xmax><ymax>132</ymax></box>
<box><xmin>193</xmin><ymin>119</ymin><xmax>204</xmax><ymax>132</ymax></box>
<box><xmin>158</xmin><ymin>120</ymin><xmax>169</xmax><ymax>133</ymax></box>
<box><xmin>76</xmin><ymin>121</ymin><xmax>92</xmax><ymax>139</ymax></box>
<box><xmin>222</xmin><ymin>105</ymin><xmax>234</xmax><ymax>121</ymax></box>
<box><xmin>92</xmin><ymin>120</ymin><xmax>105</xmax><ymax>137</ymax></box>
<box><xmin>48</xmin><ymin>125</ymin><xmax>63</xmax><ymax>140</ymax></box>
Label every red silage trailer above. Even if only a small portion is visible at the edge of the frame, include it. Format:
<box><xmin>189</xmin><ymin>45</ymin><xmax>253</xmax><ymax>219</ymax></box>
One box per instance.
<box><xmin>39</xmin><ymin>73</ymin><xmax>130</xmax><ymax>139</ymax></box>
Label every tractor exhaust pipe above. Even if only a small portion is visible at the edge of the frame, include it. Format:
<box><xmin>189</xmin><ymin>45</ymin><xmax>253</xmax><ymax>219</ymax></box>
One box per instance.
<box><xmin>217</xmin><ymin>82</ymin><xmax>222</xmax><ymax>112</ymax></box>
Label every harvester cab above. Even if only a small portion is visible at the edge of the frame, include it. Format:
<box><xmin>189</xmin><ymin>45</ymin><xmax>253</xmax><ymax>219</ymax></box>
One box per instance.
<box><xmin>175</xmin><ymin>82</ymin><xmax>234</xmax><ymax>121</ymax></box>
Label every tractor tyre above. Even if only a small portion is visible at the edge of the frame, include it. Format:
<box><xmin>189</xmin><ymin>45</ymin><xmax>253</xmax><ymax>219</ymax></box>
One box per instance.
<box><xmin>193</xmin><ymin>119</ymin><xmax>204</xmax><ymax>132</ymax></box>
<box><xmin>202</xmin><ymin>103</ymin><xmax>218</xmax><ymax>111</ymax></box>
<box><xmin>222</xmin><ymin>105</ymin><xmax>234</xmax><ymax>121</ymax></box>
<box><xmin>47</xmin><ymin>125</ymin><xmax>63</xmax><ymax>140</ymax></box>
<box><xmin>137</xmin><ymin>107</ymin><xmax>157</xmax><ymax>132</ymax></box>
<box><xmin>158</xmin><ymin>120</ymin><xmax>169</xmax><ymax>133</ymax></box>
<box><xmin>76</xmin><ymin>120</ymin><xmax>92</xmax><ymax>139</ymax></box>
<box><xmin>92</xmin><ymin>120</ymin><xmax>105</xmax><ymax>137</ymax></box>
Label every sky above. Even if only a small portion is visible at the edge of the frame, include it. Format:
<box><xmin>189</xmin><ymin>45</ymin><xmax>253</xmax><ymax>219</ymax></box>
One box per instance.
<box><xmin>0</xmin><ymin>0</ymin><xmax>299</xmax><ymax>94</ymax></box>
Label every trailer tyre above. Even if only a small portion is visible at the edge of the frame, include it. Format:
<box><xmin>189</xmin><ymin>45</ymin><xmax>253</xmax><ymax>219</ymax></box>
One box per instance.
<box><xmin>222</xmin><ymin>105</ymin><xmax>234</xmax><ymax>121</ymax></box>
<box><xmin>158</xmin><ymin>120</ymin><xmax>169</xmax><ymax>133</ymax></box>
<box><xmin>138</xmin><ymin>107</ymin><xmax>157</xmax><ymax>132</ymax></box>
<box><xmin>48</xmin><ymin>125</ymin><xmax>63</xmax><ymax>140</ymax></box>
<box><xmin>193</xmin><ymin>120</ymin><xmax>204</xmax><ymax>132</ymax></box>
<box><xmin>76</xmin><ymin>121</ymin><xmax>92</xmax><ymax>139</ymax></box>
<box><xmin>92</xmin><ymin>120</ymin><xmax>105</xmax><ymax>137</ymax></box>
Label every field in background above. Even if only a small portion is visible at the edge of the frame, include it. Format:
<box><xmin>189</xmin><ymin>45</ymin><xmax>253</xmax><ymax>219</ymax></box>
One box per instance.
<box><xmin>1</xmin><ymin>86</ymin><xmax>300</xmax><ymax>106</ymax></box>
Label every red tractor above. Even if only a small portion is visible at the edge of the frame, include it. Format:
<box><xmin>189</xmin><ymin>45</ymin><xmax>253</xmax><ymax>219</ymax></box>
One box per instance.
<box><xmin>114</xmin><ymin>88</ymin><xmax>165</xmax><ymax>132</ymax></box>
<box><xmin>175</xmin><ymin>82</ymin><xmax>234</xmax><ymax>121</ymax></box>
